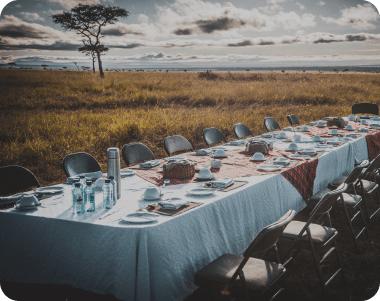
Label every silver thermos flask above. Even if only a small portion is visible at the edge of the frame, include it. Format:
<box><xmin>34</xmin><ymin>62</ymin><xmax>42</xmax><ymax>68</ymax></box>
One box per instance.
<box><xmin>107</xmin><ymin>147</ymin><xmax>121</xmax><ymax>199</ymax></box>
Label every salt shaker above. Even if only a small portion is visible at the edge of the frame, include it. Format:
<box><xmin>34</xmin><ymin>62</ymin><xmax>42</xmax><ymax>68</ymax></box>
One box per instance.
<box><xmin>107</xmin><ymin>147</ymin><xmax>121</xmax><ymax>199</ymax></box>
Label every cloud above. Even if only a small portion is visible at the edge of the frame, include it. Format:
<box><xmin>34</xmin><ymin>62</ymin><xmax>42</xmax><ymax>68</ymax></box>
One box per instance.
<box><xmin>0</xmin><ymin>15</ymin><xmax>64</xmax><ymax>39</ymax></box>
<box><xmin>295</xmin><ymin>2</ymin><xmax>305</xmax><ymax>10</ymax></box>
<box><xmin>46</xmin><ymin>0</ymin><xmax>101</xmax><ymax>9</ymax></box>
<box><xmin>155</xmin><ymin>0</ymin><xmax>316</xmax><ymax>37</ymax></box>
<box><xmin>321</xmin><ymin>4</ymin><xmax>379</xmax><ymax>29</ymax></box>
<box><xmin>317</xmin><ymin>1</ymin><xmax>325</xmax><ymax>6</ymax></box>
<box><xmin>20</xmin><ymin>12</ymin><xmax>44</xmax><ymax>21</ymax></box>
<box><xmin>102</xmin><ymin>22</ymin><xmax>159</xmax><ymax>37</ymax></box>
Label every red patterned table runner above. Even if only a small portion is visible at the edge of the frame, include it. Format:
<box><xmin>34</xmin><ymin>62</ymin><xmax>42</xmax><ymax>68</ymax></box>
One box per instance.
<box><xmin>366</xmin><ymin>131</ymin><xmax>380</xmax><ymax>161</ymax></box>
<box><xmin>131</xmin><ymin>147</ymin><xmax>320</xmax><ymax>200</ymax></box>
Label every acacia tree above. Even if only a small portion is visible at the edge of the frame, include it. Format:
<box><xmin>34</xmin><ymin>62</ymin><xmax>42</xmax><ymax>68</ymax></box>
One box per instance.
<box><xmin>52</xmin><ymin>4</ymin><xmax>128</xmax><ymax>78</ymax></box>
<box><xmin>78</xmin><ymin>43</ymin><xmax>109</xmax><ymax>73</ymax></box>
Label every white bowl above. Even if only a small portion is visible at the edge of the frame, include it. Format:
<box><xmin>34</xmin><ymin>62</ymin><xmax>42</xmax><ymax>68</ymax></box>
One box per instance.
<box><xmin>286</xmin><ymin>143</ymin><xmax>298</xmax><ymax>151</ymax></box>
<box><xmin>331</xmin><ymin>129</ymin><xmax>339</xmax><ymax>135</ymax></box>
<box><xmin>214</xmin><ymin>149</ymin><xmax>227</xmax><ymax>157</ymax></box>
<box><xmin>19</xmin><ymin>195</ymin><xmax>39</xmax><ymax>207</ymax></box>
<box><xmin>361</xmin><ymin>120</ymin><xmax>367</xmax><ymax>125</ymax></box>
<box><xmin>278</xmin><ymin>132</ymin><xmax>287</xmax><ymax>139</ymax></box>
<box><xmin>293</xmin><ymin>134</ymin><xmax>301</xmax><ymax>142</ymax></box>
<box><xmin>313</xmin><ymin>135</ymin><xmax>321</xmax><ymax>142</ymax></box>
<box><xmin>344</xmin><ymin>125</ymin><xmax>354</xmax><ymax>131</ymax></box>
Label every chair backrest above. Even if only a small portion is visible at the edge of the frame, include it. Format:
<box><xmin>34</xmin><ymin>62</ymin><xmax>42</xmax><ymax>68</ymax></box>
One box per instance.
<box><xmin>233</xmin><ymin>123</ymin><xmax>253</xmax><ymax>139</ymax></box>
<box><xmin>309</xmin><ymin>184</ymin><xmax>347</xmax><ymax>221</ymax></box>
<box><xmin>243</xmin><ymin>210</ymin><xmax>296</xmax><ymax>257</ymax></box>
<box><xmin>345</xmin><ymin>160</ymin><xmax>369</xmax><ymax>185</ymax></box>
<box><xmin>359</xmin><ymin>154</ymin><xmax>380</xmax><ymax>182</ymax></box>
<box><xmin>352</xmin><ymin>103</ymin><xmax>379</xmax><ymax>115</ymax></box>
<box><xmin>62</xmin><ymin>152</ymin><xmax>102</xmax><ymax>177</ymax></box>
<box><xmin>264</xmin><ymin>117</ymin><xmax>281</xmax><ymax>132</ymax></box>
<box><xmin>163</xmin><ymin>135</ymin><xmax>193</xmax><ymax>156</ymax></box>
<box><xmin>121</xmin><ymin>142</ymin><xmax>155</xmax><ymax>166</ymax></box>
<box><xmin>202</xmin><ymin>127</ymin><xmax>227</xmax><ymax>147</ymax></box>
<box><xmin>286</xmin><ymin>115</ymin><xmax>300</xmax><ymax>126</ymax></box>
<box><xmin>0</xmin><ymin>165</ymin><xmax>40</xmax><ymax>196</ymax></box>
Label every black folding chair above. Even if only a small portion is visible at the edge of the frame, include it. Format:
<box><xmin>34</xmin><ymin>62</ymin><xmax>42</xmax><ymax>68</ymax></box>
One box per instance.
<box><xmin>62</xmin><ymin>152</ymin><xmax>102</xmax><ymax>177</ymax></box>
<box><xmin>286</xmin><ymin>115</ymin><xmax>300</xmax><ymax>127</ymax></box>
<box><xmin>280</xmin><ymin>186</ymin><xmax>347</xmax><ymax>296</ymax></box>
<box><xmin>264</xmin><ymin>117</ymin><xmax>281</xmax><ymax>132</ymax></box>
<box><xmin>121</xmin><ymin>142</ymin><xmax>155</xmax><ymax>167</ymax></box>
<box><xmin>202</xmin><ymin>127</ymin><xmax>227</xmax><ymax>148</ymax></box>
<box><xmin>163</xmin><ymin>135</ymin><xmax>193</xmax><ymax>157</ymax></box>
<box><xmin>195</xmin><ymin>210</ymin><xmax>296</xmax><ymax>301</ymax></box>
<box><xmin>0</xmin><ymin>165</ymin><xmax>40</xmax><ymax>196</ymax></box>
<box><xmin>352</xmin><ymin>103</ymin><xmax>379</xmax><ymax>116</ymax></box>
<box><xmin>233</xmin><ymin>123</ymin><xmax>254</xmax><ymax>139</ymax></box>
<box><xmin>307</xmin><ymin>160</ymin><xmax>369</xmax><ymax>252</ymax></box>
<box><xmin>328</xmin><ymin>155</ymin><xmax>380</xmax><ymax>228</ymax></box>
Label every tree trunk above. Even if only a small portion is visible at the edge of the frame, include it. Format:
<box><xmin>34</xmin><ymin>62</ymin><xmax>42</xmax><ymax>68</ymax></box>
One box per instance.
<box><xmin>96</xmin><ymin>51</ymin><xmax>104</xmax><ymax>78</ymax></box>
<box><xmin>92</xmin><ymin>58</ymin><xmax>96</xmax><ymax>73</ymax></box>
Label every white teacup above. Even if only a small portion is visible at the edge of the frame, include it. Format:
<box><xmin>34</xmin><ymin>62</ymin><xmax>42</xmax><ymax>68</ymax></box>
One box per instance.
<box><xmin>317</xmin><ymin>121</ymin><xmax>324</xmax><ymax>127</ymax></box>
<box><xmin>287</xmin><ymin>143</ymin><xmax>298</xmax><ymax>151</ymax></box>
<box><xmin>278</xmin><ymin>132</ymin><xmax>287</xmax><ymax>139</ymax></box>
<box><xmin>214</xmin><ymin>149</ymin><xmax>227</xmax><ymax>157</ymax></box>
<box><xmin>361</xmin><ymin>119</ymin><xmax>367</xmax><ymax>125</ymax></box>
<box><xmin>302</xmin><ymin>126</ymin><xmax>308</xmax><ymax>131</ymax></box>
<box><xmin>313</xmin><ymin>135</ymin><xmax>321</xmax><ymax>142</ymax></box>
<box><xmin>269</xmin><ymin>141</ymin><xmax>273</xmax><ymax>149</ymax></box>
<box><xmin>345</xmin><ymin>124</ymin><xmax>353</xmax><ymax>130</ymax></box>
<box><xmin>293</xmin><ymin>134</ymin><xmax>301</xmax><ymax>142</ymax></box>
<box><xmin>144</xmin><ymin>186</ymin><xmax>161</xmax><ymax>199</ymax></box>
<box><xmin>252</xmin><ymin>152</ymin><xmax>265</xmax><ymax>161</ymax></box>
<box><xmin>331</xmin><ymin>129</ymin><xmax>339</xmax><ymax>135</ymax></box>
<box><xmin>196</xmin><ymin>149</ymin><xmax>207</xmax><ymax>154</ymax></box>
<box><xmin>356</xmin><ymin>116</ymin><xmax>361</xmax><ymax>122</ymax></box>
<box><xmin>211</xmin><ymin>159</ymin><xmax>222</xmax><ymax>169</ymax></box>
<box><xmin>199</xmin><ymin>167</ymin><xmax>212</xmax><ymax>178</ymax></box>
<box><xmin>348</xmin><ymin>114</ymin><xmax>355</xmax><ymax>120</ymax></box>
<box><xmin>18</xmin><ymin>195</ymin><xmax>39</xmax><ymax>207</ymax></box>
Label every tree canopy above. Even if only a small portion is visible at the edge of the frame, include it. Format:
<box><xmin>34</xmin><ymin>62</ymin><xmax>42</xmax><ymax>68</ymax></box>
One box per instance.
<box><xmin>52</xmin><ymin>4</ymin><xmax>128</xmax><ymax>78</ymax></box>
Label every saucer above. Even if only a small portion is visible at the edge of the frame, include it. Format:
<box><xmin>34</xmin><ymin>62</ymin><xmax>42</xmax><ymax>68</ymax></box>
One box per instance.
<box><xmin>195</xmin><ymin>174</ymin><xmax>216</xmax><ymax>181</ymax></box>
<box><xmin>249</xmin><ymin>157</ymin><xmax>267</xmax><ymax>162</ymax></box>
<box><xmin>213</xmin><ymin>155</ymin><xmax>227</xmax><ymax>158</ymax></box>
<box><xmin>261</xmin><ymin>134</ymin><xmax>273</xmax><ymax>138</ymax></box>
<box><xmin>285</xmin><ymin>147</ymin><xmax>299</xmax><ymax>152</ymax></box>
<box><xmin>141</xmin><ymin>193</ymin><xmax>163</xmax><ymax>201</ymax></box>
<box><xmin>344</xmin><ymin>127</ymin><xmax>354</xmax><ymax>131</ymax></box>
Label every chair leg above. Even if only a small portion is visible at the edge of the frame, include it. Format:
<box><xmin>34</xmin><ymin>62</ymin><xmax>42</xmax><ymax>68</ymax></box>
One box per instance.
<box><xmin>361</xmin><ymin>193</ymin><xmax>373</xmax><ymax>229</ymax></box>
<box><xmin>341</xmin><ymin>204</ymin><xmax>361</xmax><ymax>253</ymax></box>
<box><xmin>333</xmin><ymin>241</ymin><xmax>346</xmax><ymax>283</ymax></box>
<box><xmin>307</xmin><ymin>229</ymin><xmax>326</xmax><ymax>296</ymax></box>
<box><xmin>358</xmin><ymin>204</ymin><xmax>371</xmax><ymax>238</ymax></box>
<box><xmin>369</xmin><ymin>189</ymin><xmax>380</xmax><ymax>222</ymax></box>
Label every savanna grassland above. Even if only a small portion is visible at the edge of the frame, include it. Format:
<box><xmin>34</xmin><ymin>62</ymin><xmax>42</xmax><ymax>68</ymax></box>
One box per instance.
<box><xmin>1</xmin><ymin>69</ymin><xmax>380</xmax><ymax>186</ymax></box>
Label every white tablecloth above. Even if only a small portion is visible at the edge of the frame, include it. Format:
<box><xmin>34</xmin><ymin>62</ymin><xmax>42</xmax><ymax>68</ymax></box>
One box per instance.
<box><xmin>0</xmin><ymin>131</ymin><xmax>370</xmax><ymax>301</ymax></box>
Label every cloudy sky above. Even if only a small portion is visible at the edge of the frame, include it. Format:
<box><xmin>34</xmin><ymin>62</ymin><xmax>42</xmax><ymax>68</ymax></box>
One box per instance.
<box><xmin>0</xmin><ymin>0</ymin><xmax>379</xmax><ymax>69</ymax></box>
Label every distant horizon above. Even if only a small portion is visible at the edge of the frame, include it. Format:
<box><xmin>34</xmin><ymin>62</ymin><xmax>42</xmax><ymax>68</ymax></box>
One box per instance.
<box><xmin>1</xmin><ymin>0</ymin><xmax>380</xmax><ymax>71</ymax></box>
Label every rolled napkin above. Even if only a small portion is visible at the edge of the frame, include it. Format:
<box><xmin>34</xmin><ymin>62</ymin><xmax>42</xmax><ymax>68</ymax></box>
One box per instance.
<box><xmin>67</xmin><ymin>171</ymin><xmax>103</xmax><ymax>183</ymax></box>
<box><xmin>209</xmin><ymin>177</ymin><xmax>234</xmax><ymax>188</ymax></box>
<box><xmin>139</xmin><ymin>159</ymin><xmax>160</xmax><ymax>168</ymax></box>
<box><xmin>165</xmin><ymin>159</ymin><xmax>191</xmax><ymax>171</ymax></box>
<box><xmin>230</xmin><ymin>140</ymin><xmax>246</xmax><ymax>145</ymax></box>
<box><xmin>158</xmin><ymin>197</ymin><xmax>189</xmax><ymax>210</ymax></box>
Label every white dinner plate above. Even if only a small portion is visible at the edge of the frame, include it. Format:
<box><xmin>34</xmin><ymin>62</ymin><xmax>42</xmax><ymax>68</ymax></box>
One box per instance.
<box><xmin>211</xmin><ymin>147</ymin><xmax>228</xmax><ymax>151</ymax></box>
<box><xmin>195</xmin><ymin>175</ymin><xmax>216</xmax><ymax>181</ymax></box>
<box><xmin>121</xmin><ymin>212</ymin><xmax>159</xmax><ymax>223</ymax></box>
<box><xmin>34</xmin><ymin>187</ymin><xmax>64</xmax><ymax>195</ymax></box>
<box><xmin>257</xmin><ymin>164</ymin><xmax>282</xmax><ymax>171</ymax></box>
<box><xmin>121</xmin><ymin>170</ymin><xmax>135</xmax><ymax>176</ymax></box>
<box><xmin>164</xmin><ymin>157</ymin><xmax>186</xmax><ymax>161</ymax></box>
<box><xmin>288</xmin><ymin>154</ymin><xmax>310</xmax><ymax>159</ymax></box>
<box><xmin>299</xmin><ymin>151</ymin><xmax>317</xmax><ymax>156</ymax></box>
<box><xmin>187</xmin><ymin>188</ymin><xmax>215</xmax><ymax>196</ymax></box>
<box><xmin>261</xmin><ymin>134</ymin><xmax>273</xmax><ymax>138</ymax></box>
<box><xmin>315</xmin><ymin>144</ymin><xmax>333</xmax><ymax>148</ymax></box>
<box><xmin>213</xmin><ymin>155</ymin><xmax>227</xmax><ymax>158</ymax></box>
<box><xmin>229</xmin><ymin>140</ymin><xmax>246</xmax><ymax>145</ymax></box>
<box><xmin>139</xmin><ymin>160</ymin><xmax>160</xmax><ymax>168</ymax></box>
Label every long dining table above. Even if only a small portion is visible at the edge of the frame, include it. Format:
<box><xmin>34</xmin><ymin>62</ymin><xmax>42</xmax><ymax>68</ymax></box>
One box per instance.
<box><xmin>0</xmin><ymin>117</ymin><xmax>378</xmax><ymax>301</ymax></box>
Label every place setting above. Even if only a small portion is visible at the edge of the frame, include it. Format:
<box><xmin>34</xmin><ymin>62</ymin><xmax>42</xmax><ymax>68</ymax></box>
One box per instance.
<box><xmin>195</xmin><ymin>167</ymin><xmax>216</xmax><ymax>181</ymax></box>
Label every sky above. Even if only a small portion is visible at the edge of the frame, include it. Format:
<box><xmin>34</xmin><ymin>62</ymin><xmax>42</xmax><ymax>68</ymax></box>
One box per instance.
<box><xmin>0</xmin><ymin>0</ymin><xmax>379</xmax><ymax>69</ymax></box>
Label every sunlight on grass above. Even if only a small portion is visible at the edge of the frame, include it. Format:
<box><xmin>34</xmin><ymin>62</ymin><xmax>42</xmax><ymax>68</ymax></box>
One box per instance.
<box><xmin>0</xmin><ymin>69</ymin><xmax>379</xmax><ymax>185</ymax></box>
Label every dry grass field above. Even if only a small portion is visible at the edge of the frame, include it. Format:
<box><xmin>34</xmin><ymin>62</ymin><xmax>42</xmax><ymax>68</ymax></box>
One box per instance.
<box><xmin>1</xmin><ymin>69</ymin><xmax>380</xmax><ymax>186</ymax></box>
<box><xmin>1</xmin><ymin>69</ymin><xmax>380</xmax><ymax>300</ymax></box>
